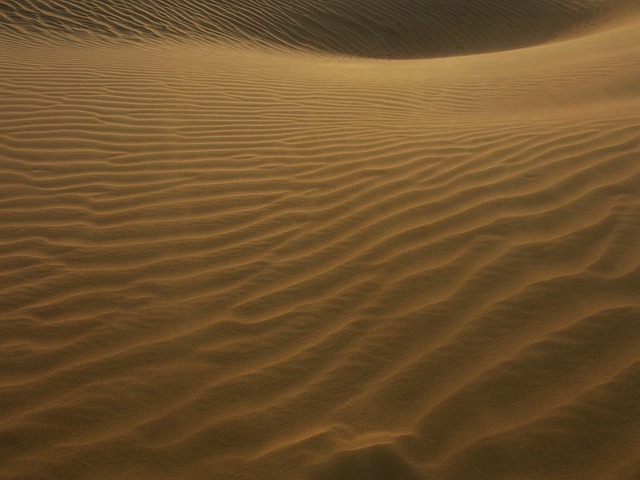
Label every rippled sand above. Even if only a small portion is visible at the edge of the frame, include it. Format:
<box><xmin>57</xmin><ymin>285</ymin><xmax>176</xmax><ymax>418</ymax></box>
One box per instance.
<box><xmin>1</xmin><ymin>1</ymin><xmax>640</xmax><ymax>479</ymax></box>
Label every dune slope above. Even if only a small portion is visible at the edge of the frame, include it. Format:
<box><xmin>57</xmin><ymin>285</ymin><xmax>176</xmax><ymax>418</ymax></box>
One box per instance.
<box><xmin>0</xmin><ymin>0</ymin><xmax>638</xmax><ymax>57</ymax></box>
<box><xmin>1</xmin><ymin>1</ymin><xmax>640</xmax><ymax>479</ymax></box>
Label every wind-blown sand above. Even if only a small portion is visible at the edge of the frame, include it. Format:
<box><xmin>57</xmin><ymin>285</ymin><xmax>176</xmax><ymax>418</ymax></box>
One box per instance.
<box><xmin>1</xmin><ymin>1</ymin><xmax>640</xmax><ymax>479</ymax></box>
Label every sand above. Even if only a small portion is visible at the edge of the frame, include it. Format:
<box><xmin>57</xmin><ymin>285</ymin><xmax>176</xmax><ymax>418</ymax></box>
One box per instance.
<box><xmin>1</xmin><ymin>0</ymin><xmax>640</xmax><ymax>479</ymax></box>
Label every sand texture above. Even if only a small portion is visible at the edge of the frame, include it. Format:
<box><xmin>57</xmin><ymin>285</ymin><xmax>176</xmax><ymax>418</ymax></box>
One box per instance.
<box><xmin>1</xmin><ymin>0</ymin><xmax>640</xmax><ymax>479</ymax></box>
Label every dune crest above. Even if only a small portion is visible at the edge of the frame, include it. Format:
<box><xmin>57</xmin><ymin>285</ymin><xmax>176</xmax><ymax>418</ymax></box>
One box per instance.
<box><xmin>1</xmin><ymin>0</ymin><xmax>640</xmax><ymax>479</ymax></box>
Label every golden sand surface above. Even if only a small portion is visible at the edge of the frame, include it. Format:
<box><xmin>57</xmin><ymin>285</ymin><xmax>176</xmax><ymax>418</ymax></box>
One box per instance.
<box><xmin>1</xmin><ymin>1</ymin><xmax>640</xmax><ymax>479</ymax></box>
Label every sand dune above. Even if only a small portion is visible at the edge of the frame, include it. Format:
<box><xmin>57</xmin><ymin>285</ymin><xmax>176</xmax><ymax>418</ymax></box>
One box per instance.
<box><xmin>1</xmin><ymin>0</ymin><xmax>640</xmax><ymax>479</ymax></box>
<box><xmin>1</xmin><ymin>0</ymin><xmax>638</xmax><ymax>56</ymax></box>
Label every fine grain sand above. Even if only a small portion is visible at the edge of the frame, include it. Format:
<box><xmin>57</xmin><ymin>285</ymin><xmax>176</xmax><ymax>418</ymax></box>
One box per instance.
<box><xmin>1</xmin><ymin>1</ymin><xmax>640</xmax><ymax>479</ymax></box>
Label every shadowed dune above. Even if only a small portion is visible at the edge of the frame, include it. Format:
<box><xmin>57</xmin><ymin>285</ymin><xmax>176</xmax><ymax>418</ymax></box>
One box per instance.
<box><xmin>1</xmin><ymin>0</ymin><xmax>640</xmax><ymax>479</ymax></box>
<box><xmin>1</xmin><ymin>0</ymin><xmax>638</xmax><ymax>57</ymax></box>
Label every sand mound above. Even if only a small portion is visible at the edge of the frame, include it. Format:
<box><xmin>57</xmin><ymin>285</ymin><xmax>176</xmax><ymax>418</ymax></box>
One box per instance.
<box><xmin>1</xmin><ymin>0</ymin><xmax>640</xmax><ymax>479</ymax></box>
<box><xmin>1</xmin><ymin>0</ymin><xmax>638</xmax><ymax>57</ymax></box>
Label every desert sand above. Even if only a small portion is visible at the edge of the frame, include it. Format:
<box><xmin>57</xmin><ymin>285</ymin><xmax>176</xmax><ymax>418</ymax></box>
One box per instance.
<box><xmin>1</xmin><ymin>0</ymin><xmax>640</xmax><ymax>479</ymax></box>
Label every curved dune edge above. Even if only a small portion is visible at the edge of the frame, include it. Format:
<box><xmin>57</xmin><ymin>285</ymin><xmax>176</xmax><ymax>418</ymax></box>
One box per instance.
<box><xmin>0</xmin><ymin>0</ymin><xmax>639</xmax><ymax>58</ymax></box>
<box><xmin>1</xmin><ymin>2</ymin><xmax>640</xmax><ymax>480</ymax></box>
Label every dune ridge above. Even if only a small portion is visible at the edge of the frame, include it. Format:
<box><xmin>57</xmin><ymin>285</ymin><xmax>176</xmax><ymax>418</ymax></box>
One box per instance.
<box><xmin>1</xmin><ymin>0</ymin><xmax>640</xmax><ymax>479</ymax></box>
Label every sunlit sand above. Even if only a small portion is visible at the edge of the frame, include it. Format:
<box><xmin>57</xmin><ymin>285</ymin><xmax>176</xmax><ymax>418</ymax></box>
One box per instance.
<box><xmin>1</xmin><ymin>1</ymin><xmax>640</xmax><ymax>479</ymax></box>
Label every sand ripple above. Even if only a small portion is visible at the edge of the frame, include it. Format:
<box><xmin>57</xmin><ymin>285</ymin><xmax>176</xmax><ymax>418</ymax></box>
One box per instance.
<box><xmin>1</xmin><ymin>1</ymin><xmax>640</xmax><ymax>479</ymax></box>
